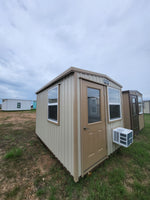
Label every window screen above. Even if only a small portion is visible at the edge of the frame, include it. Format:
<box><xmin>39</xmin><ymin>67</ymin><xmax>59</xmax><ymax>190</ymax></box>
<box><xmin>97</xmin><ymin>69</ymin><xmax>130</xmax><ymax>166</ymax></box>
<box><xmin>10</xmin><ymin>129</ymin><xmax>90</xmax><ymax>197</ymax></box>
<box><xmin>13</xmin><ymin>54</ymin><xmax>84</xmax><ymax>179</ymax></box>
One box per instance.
<box><xmin>48</xmin><ymin>86</ymin><xmax>58</xmax><ymax>122</ymax></box>
<box><xmin>48</xmin><ymin>105</ymin><xmax>57</xmax><ymax>121</ymax></box>
<box><xmin>108</xmin><ymin>87</ymin><xmax>121</xmax><ymax>120</ymax></box>
<box><xmin>109</xmin><ymin>105</ymin><xmax>120</xmax><ymax>119</ymax></box>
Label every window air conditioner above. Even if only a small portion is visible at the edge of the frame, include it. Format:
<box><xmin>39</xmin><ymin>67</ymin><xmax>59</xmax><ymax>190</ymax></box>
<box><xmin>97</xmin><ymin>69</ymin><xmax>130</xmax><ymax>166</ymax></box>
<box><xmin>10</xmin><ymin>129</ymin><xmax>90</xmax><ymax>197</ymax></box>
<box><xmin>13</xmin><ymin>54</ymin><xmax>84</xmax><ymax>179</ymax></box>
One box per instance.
<box><xmin>113</xmin><ymin>127</ymin><xmax>133</xmax><ymax>148</ymax></box>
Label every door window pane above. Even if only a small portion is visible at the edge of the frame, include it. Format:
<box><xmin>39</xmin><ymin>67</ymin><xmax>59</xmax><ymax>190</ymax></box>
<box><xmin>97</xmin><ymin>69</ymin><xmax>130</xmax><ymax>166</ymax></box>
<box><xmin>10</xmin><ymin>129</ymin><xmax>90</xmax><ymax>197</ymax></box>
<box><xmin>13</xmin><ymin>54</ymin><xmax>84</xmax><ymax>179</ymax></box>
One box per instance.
<box><xmin>132</xmin><ymin>98</ymin><xmax>135</xmax><ymax>104</ymax></box>
<box><xmin>88</xmin><ymin>88</ymin><xmax>101</xmax><ymax>123</ymax></box>
<box><xmin>132</xmin><ymin>97</ymin><xmax>137</xmax><ymax>115</ymax></box>
<box><xmin>132</xmin><ymin>103</ymin><xmax>136</xmax><ymax>115</ymax></box>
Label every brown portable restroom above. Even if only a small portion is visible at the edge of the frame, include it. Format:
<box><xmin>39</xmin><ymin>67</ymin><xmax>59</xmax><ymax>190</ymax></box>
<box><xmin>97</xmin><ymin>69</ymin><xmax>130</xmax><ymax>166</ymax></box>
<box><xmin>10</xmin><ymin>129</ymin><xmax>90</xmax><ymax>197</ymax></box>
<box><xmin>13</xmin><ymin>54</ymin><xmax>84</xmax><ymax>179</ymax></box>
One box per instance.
<box><xmin>36</xmin><ymin>67</ymin><xmax>124</xmax><ymax>182</ymax></box>
<box><xmin>122</xmin><ymin>90</ymin><xmax>144</xmax><ymax>134</ymax></box>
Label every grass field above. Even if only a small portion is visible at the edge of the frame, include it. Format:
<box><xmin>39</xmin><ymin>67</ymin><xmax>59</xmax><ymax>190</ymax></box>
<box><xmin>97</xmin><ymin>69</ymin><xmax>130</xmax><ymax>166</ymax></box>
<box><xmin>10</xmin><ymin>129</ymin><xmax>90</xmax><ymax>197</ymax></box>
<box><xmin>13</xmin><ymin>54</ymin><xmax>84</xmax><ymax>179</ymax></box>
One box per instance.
<box><xmin>0</xmin><ymin>111</ymin><xmax>150</xmax><ymax>200</ymax></box>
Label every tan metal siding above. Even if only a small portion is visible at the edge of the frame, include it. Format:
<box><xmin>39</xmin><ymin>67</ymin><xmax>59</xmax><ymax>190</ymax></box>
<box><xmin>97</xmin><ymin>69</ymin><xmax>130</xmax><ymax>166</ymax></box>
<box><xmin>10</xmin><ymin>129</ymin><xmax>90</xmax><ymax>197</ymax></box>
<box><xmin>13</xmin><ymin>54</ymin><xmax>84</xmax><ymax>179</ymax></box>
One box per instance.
<box><xmin>106</xmin><ymin>88</ymin><xmax>123</xmax><ymax>155</ymax></box>
<box><xmin>106</xmin><ymin>120</ymin><xmax>123</xmax><ymax>155</ymax></box>
<box><xmin>77</xmin><ymin>72</ymin><xmax>121</xmax><ymax>89</ymax></box>
<box><xmin>122</xmin><ymin>93</ymin><xmax>131</xmax><ymax>129</ymax></box>
<box><xmin>36</xmin><ymin>74</ymin><xmax>74</xmax><ymax>176</ymax></box>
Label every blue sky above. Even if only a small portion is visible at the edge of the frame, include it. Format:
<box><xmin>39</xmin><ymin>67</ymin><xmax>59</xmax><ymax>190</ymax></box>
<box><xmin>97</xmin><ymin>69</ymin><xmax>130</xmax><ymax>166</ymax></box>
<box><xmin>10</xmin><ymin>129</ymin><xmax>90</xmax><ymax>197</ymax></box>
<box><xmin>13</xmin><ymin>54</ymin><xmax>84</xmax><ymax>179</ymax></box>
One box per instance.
<box><xmin>0</xmin><ymin>0</ymin><xmax>150</xmax><ymax>104</ymax></box>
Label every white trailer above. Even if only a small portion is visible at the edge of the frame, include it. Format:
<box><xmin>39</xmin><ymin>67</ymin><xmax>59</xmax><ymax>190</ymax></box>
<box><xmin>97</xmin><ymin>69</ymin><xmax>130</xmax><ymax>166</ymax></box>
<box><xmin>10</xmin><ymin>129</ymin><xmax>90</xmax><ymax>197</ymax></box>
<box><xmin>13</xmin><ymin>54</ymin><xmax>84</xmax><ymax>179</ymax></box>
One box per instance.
<box><xmin>2</xmin><ymin>99</ymin><xmax>31</xmax><ymax>111</ymax></box>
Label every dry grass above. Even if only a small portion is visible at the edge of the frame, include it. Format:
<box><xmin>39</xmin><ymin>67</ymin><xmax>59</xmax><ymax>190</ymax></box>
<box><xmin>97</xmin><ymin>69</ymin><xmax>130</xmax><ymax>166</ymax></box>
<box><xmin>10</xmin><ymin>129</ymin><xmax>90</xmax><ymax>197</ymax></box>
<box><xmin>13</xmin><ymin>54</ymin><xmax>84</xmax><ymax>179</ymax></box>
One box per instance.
<box><xmin>0</xmin><ymin>111</ymin><xmax>150</xmax><ymax>200</ymax></box>
<box><xmin>0</xmin><ymin>110</ymin><xmax>56</xmax><ymax>200</ymax></box>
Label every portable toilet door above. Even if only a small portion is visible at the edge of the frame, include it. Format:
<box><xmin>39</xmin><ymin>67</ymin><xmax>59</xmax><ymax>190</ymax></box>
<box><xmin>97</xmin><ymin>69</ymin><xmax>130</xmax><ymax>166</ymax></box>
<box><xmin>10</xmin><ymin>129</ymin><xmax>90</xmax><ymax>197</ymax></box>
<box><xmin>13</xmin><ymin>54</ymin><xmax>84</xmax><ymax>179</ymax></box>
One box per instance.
<box><xmin>129</xmin><ymin>94</ymin><xmax>139</xmax><ymax>134</ymax></box>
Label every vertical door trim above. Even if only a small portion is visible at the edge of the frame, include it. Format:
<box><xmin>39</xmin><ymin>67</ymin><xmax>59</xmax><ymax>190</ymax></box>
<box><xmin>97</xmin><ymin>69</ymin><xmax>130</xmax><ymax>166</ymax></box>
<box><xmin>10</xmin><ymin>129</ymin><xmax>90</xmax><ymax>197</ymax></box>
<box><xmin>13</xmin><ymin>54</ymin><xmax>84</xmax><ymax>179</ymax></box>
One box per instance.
<box><xmin>73</xmin><ymin>72</ymin><xmax>78</xmax><ymax>182</ymax></box>
<box><xmin>130</xmin><ymin>94</ymin><xmax>139</xmax><ymax>134</ymax></box>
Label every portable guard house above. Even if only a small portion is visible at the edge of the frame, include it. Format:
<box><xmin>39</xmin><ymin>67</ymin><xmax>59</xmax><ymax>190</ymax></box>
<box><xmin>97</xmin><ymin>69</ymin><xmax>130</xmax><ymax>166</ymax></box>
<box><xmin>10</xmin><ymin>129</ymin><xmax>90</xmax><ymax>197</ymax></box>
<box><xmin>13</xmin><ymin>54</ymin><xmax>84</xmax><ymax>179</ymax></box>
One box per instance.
<box><xmin>122</xmin><ymin>90</ymin><xmax>144</xmax><ymax>135</ymax></box>
<box><xmin>36</xmin><ymin>67</ymin><xmax>125</xmax><ymax>182</ymax></box>
<box><xmin>2</xmin><ymin>99</ymin><xmax>31</xmax><ymax>111</ymax></box>
<box><xmin>144</xmin><ymin>100</ymin><xmax>150</xmax><ymax>114</ymax></box>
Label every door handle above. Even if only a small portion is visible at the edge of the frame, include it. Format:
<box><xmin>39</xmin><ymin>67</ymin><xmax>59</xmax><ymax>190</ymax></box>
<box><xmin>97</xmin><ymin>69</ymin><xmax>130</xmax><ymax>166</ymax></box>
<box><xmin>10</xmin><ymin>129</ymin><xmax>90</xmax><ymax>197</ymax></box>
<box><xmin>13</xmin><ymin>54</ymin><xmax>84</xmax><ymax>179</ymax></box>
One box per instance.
<box><xmin>83</xmin><ymin>127</ymin><xmax>89</xmax><ymax>130</ymax></box>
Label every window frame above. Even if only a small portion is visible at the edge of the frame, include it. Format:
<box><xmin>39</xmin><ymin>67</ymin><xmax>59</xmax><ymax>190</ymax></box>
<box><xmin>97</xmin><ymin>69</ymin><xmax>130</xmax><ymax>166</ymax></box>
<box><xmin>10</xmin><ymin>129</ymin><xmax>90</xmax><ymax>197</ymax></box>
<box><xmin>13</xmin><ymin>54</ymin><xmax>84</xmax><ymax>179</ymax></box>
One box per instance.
<box><xmin>107</xmin><ymin>87</ymin><xmax>122</xmax><ymax>122</ymax></box>
<box><xmin>87</xmin><ymin>87</ymin><xmax>101</xmax><ymax>124</ymax></box>
<box><xmin>138</xmin><ymin>96</ymin><xmax>143</xmax><ymax>114</ymax></box>
<box><xmin>47</xmin><ymin>85</ymin><xmax>60</xmax><ymax>125</ymax></box>
<box><xmin>17</xmin><ymin>102</ymin><xmax>21</xmax><ymax>109</ymax></box>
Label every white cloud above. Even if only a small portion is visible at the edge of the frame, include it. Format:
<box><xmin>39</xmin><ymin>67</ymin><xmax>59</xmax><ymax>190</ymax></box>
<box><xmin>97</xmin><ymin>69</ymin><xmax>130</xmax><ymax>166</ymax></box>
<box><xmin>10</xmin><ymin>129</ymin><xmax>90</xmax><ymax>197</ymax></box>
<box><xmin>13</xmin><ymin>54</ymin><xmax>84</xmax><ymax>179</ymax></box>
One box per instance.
<box><xmin>0</xmin><ymin>0</ymin><xmax>150</xmax><ymax>101</ymax></box>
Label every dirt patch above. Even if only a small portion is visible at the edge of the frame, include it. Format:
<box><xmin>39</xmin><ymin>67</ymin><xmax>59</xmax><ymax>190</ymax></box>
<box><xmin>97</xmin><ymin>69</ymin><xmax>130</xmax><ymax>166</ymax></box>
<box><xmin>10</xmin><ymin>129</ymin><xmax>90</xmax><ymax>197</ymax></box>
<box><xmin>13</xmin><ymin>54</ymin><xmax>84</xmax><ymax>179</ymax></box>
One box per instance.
<box><xmin>0</xmin><ymin>111</ymin><xmax>36</xmax><ymax>130</ymax></box>
<box><xmin>37</xmin><ymin>155</ymin><xmax>56</xmax><ymax>174</ymax></box>
<box><xmin>124</xmin><ymin>176</ymin><xmax>134</xmax><ymax>193</ymax></box>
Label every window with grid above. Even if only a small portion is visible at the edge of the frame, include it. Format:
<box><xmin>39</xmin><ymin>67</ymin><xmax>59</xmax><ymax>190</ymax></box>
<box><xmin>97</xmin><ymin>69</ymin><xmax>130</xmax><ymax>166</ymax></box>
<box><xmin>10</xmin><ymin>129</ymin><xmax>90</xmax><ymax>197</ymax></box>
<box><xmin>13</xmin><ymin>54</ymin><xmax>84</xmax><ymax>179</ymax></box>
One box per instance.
<box><xmin>138</xmin><ymin>96</ymin><xmax>143</xmax><ymax>114</ymax></box>
<box><xmin>48</xmin><ymin>86</ymin><xmax>59</xmax><ymax>123</ymax></box>
<box><xmin>108</xmin><ymin>87</ymin><xmax>121</xmax><ymax>120</ymax></box>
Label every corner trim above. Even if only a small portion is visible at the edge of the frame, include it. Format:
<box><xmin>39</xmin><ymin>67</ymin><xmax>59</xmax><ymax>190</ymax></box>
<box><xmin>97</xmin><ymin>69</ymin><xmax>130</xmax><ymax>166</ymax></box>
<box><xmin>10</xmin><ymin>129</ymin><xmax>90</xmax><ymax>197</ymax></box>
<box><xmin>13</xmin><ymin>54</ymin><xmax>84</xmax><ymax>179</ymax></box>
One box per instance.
<box><xmin>73</xmin><ymin>72</ymin><xmax>79</xmax><ymax>182</ymax></box>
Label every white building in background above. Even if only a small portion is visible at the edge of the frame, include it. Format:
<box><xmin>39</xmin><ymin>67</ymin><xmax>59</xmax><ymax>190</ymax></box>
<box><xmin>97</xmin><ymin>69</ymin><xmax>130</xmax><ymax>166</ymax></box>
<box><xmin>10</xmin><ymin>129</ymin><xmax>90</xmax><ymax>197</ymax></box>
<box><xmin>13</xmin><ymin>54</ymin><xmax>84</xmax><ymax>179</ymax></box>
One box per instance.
<box><xmin>2</xmin><ymin>99</ymin><xmax>31</xmax><ymax>111</ymax></box>
<box><xmin>144</xmin><ymin>100</ymin><xmax>150</xmax><ymax>114</ymax></box>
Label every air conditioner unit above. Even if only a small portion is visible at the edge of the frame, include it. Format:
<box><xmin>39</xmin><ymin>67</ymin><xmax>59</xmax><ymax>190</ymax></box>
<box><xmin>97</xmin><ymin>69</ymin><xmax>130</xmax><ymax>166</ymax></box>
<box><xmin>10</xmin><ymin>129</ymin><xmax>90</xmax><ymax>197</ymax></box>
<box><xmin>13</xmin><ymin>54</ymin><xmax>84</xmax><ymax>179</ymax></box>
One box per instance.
<box><xmin>113</xmin><ymin>127</ymin><xmax>133</xmax><ymax>148</ymax></box>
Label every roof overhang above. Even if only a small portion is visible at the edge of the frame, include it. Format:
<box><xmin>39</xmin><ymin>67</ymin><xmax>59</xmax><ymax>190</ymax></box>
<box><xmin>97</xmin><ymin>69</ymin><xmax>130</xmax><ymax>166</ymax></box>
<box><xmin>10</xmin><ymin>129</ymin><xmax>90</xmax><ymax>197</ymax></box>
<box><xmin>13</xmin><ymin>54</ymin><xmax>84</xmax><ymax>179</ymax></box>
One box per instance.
<box><xmin>122</xmin><ymin>90</ymin><xmax>142</xmax><ymax>96</ymax></box>
<box><xmin>36</xmin><ymin>66</ymin><xmax>122</xmax><ymax>94</ymax></box>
